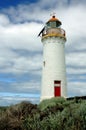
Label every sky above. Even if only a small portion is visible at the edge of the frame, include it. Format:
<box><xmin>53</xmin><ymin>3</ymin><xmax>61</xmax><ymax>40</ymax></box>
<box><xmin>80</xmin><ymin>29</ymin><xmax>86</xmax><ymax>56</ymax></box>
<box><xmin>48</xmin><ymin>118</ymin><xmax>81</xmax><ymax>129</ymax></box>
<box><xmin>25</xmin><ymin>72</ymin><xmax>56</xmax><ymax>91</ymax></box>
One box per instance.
<box><xmin>0</xmin><ymin>0</ymin><xmax>86</xmax><ymax>106</ymax></box>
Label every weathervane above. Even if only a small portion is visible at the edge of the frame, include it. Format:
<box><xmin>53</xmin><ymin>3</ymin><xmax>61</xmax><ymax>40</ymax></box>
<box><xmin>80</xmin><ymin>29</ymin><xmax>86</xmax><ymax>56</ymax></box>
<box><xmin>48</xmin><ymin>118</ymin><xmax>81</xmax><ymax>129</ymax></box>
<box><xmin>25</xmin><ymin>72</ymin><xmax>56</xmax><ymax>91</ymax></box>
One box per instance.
<box><xmin>50</xmin><ymin>12</ymin><xmax>56</xmax><ymax>17</ymax></box>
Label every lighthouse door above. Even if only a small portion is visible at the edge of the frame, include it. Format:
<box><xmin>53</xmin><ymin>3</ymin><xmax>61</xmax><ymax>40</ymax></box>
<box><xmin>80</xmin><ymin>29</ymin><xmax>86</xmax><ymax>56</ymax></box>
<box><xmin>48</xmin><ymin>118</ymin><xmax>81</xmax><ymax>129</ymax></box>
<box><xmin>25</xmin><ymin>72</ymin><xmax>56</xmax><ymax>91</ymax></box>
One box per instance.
<box><xmin>54</xmin><ymin>80</ymin><xmax>61</xmax><ymax>97</ymax></box>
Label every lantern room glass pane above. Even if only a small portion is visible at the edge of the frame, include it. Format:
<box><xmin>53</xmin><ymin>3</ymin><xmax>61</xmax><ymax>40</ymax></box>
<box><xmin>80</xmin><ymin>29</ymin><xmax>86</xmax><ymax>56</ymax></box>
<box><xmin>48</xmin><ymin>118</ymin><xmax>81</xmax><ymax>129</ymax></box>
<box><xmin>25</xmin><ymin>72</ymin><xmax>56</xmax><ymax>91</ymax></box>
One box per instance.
<box><xmin>50</xmin><ymin>22</ymin><xmax>56</xmax><ymax>27</ymax></box>
<box><xmin>47</xmin><ymin>22</ymin><xmax>50</xmax><ymax>27</ymax></box>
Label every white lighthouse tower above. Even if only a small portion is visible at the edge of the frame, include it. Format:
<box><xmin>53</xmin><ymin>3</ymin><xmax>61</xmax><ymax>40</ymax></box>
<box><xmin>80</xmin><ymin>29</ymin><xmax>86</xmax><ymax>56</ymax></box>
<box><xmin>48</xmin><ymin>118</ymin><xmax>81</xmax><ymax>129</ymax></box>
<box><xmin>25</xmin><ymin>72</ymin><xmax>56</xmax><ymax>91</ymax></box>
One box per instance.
<box><xmin>39</xmin><ymin>15</ymin><xmax>67</xmax><ymax>101</ymax></box>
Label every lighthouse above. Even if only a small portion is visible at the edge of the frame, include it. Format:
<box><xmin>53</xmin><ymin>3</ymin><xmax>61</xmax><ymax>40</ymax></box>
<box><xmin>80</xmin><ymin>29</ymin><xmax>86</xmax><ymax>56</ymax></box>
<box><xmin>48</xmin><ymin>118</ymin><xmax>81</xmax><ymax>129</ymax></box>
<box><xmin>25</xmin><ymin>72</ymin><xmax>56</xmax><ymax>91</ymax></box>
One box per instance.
<box><xmin>39</xmin><ymin>15</ymin><xmax>67</xmax><ymax>101</ymax></box>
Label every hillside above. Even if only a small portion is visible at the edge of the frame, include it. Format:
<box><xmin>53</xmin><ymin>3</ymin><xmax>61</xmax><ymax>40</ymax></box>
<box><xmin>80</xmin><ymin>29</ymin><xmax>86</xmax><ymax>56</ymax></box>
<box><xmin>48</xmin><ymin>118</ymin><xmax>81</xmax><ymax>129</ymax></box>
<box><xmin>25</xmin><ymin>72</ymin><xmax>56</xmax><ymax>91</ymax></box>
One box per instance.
<box><xmin>0</xmin><ymin>97</ymin><xmax>86</xmax><ymax>130</ymax></box>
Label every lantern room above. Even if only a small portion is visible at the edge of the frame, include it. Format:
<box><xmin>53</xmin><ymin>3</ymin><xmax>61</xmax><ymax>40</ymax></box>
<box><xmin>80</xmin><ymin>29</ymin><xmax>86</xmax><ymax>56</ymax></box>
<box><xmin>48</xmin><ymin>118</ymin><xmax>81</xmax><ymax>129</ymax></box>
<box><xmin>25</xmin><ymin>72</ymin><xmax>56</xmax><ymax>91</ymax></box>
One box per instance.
<box><xmin>46</xmin><ymin>15</ymin><xmax>62</xmax><ymax>28</ymax></box>
<box><xmin>41</xmin><ymin>15</ymin><xmax>66</xmax><ymax>40</ymax></box>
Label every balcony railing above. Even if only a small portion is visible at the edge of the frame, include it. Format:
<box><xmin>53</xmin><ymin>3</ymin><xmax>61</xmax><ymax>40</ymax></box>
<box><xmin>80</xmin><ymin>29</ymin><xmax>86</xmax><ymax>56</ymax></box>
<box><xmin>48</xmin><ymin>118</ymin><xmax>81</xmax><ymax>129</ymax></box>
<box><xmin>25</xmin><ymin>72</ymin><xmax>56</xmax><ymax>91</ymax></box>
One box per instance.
<box><xmin>42</xmin><ymin>28</ymin><xmax>66</xmax><ymax>37</ymax></box>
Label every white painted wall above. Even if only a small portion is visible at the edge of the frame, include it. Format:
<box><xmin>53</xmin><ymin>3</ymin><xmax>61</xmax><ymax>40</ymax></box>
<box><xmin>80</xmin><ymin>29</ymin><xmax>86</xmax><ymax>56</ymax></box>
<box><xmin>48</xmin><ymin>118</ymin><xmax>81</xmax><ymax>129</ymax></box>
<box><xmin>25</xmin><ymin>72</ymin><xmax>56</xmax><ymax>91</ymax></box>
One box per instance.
<box><xmin>40</xmin><ymin>36</ymin><xmax>67</xmax><ymax>101</ymax></box>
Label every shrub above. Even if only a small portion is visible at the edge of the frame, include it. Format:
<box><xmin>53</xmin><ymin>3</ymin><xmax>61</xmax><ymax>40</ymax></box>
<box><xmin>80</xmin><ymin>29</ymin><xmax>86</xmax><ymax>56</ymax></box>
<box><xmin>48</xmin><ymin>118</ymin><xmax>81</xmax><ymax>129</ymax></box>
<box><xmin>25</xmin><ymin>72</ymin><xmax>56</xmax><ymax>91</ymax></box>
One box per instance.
<box><xmin>0</xmin><ymin>97</ymin><xmax>86</xmax><ymax>130</ymax></box>
<box><xmin>38</xmin><ymin>97</ymin><xmax>65</xmax><ymax>111</ymax></box>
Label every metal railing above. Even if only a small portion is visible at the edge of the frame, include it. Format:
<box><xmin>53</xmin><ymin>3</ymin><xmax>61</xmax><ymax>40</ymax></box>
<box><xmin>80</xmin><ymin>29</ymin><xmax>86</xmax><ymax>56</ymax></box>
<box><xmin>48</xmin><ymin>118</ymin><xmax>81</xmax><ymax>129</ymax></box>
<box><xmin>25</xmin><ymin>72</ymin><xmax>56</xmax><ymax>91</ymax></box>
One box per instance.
<box><xmin>42</xmin><ymin>28</ymin><xmax>66</xmax><ymax>37</ymax></box>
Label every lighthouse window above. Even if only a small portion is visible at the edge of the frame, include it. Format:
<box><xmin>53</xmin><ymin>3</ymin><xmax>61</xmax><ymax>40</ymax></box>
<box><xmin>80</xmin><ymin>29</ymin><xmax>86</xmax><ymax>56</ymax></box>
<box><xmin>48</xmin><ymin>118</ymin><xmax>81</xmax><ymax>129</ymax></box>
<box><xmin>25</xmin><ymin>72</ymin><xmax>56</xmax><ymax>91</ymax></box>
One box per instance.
<box><xmin>43</xmin><ymin>61</ymin><xmax>45</xmax><ymax>67</ymax></box>
<box><xmin>50</xmin><ymin>22</ymin><xmax>56</xmax><ymax>27</ymax></box>
<box><xmin>47</xmin><ymin>22</ymin><xmax>50</xmax><ymax>27</ymax></box>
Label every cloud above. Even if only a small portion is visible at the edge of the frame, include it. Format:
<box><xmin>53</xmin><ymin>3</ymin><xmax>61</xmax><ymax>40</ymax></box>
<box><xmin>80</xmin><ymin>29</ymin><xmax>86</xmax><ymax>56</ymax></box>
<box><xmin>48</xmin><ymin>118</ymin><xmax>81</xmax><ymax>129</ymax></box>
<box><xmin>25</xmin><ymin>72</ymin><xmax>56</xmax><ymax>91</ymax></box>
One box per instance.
<box><xmin>12</xmin><ymin>81</ymin><xmax>40</xmax><ymax>93</ymax></box>
<box><xmin>0</xmin><ymin>14</ymin><xmax>10</xmax><ymax>26</ymax></box>
<box><xmin>67</xmin><ymin>81</ymin><xmax>86</xmax><ymax>97</ymax></box>
<box><xmin>0</xmin><ymin>92</ymin><xmax>40</xmax><ymax>106</ymax></box>
<box><xmin>66</xmin><ymin>52</ymin><xmax>86</xmax><ymax>68</ymax></box>
<box><xmin>0</xmin><ymin>16</ymin><xmax>42</xmax><ymax>75</ymax></box>
<box><xmin>0</xmin><ymin>22</ymin><xmax>42</xmax><ymax>50</ymax></box>
<box><xmin>0</xmin><ymin>0</ymin><xmax>86</xmax><ymax>105</ymax></box>
<box><xmin>0</xmin><ymin>53</ymin><xmax>42</xmax><ymax>74</ymax></box>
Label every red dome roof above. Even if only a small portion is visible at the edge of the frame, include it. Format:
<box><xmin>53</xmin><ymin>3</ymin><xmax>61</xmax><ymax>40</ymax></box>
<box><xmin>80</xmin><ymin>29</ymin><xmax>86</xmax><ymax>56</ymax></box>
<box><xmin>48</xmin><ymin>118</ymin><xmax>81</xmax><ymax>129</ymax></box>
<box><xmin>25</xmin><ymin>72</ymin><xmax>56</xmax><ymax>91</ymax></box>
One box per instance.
<box><xmin>46</xmin><ymin>16</ymin><xmax>62</xmax><ymax>25</ymax></box>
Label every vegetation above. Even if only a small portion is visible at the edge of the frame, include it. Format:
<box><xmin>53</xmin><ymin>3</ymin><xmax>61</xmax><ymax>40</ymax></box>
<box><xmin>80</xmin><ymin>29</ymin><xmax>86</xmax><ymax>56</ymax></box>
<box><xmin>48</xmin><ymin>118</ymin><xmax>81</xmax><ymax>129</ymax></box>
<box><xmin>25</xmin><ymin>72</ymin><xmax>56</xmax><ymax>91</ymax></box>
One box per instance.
<box><xmin>0</xmin><ymin>97</ymin><xmax>86</xmax><ymax>130</ymax></box>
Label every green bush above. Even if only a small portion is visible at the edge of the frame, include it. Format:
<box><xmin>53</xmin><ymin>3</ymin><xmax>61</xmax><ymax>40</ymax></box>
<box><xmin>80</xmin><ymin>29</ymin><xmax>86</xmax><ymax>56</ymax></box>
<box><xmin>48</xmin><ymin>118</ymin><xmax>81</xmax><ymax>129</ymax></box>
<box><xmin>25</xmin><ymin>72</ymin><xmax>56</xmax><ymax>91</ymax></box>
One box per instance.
<box><xmin>0</xmin><ymin>97</ymin><xmax>86</xmax><ymax>130</ymax></box>
<box><xmin>38</xmin><ymin>97</ymin><xmax>65</xmax><ymax>111</ymax></box>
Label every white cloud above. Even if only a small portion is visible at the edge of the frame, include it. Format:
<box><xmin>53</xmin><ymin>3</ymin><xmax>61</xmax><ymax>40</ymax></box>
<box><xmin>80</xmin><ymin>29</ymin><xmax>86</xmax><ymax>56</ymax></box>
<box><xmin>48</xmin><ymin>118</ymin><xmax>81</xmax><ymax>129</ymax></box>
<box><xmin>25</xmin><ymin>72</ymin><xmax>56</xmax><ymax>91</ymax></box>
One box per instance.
<box><xmin>0</xmin><ymin>14</ymin><xmax>10</xmax><ymax>26</ymax></box>
<box><xmin>66</xmin><ymin>52</ymin><xmax>86</xmax><ymax>67</ymax></box>
<box><xmin>0</xmin><ymin>22</ymin><xmax>42</xmax><ymax>50</ymax></box>
<box><xmin>0</xmin><ymin>52</ymin><xmax>42</xmax><ymax>75</ymax></box>
<box><xmin>67</xmin><ymin>81</ymin><xmax>86</xmax><ymax>97</ymax></box>
<box><xmin>0</xmin><ymin>18</ymin><xmax>43</xmax><ymax>76</ymax></box>
<box><xmin>0</xmin><ymin>93</ymin><xmax>40</xmax><ymax>106</ymax></box>
<box><xmin>12</xmin><ymin>81</ymin><xmax>40</xmax><ymax>93</ymax></box>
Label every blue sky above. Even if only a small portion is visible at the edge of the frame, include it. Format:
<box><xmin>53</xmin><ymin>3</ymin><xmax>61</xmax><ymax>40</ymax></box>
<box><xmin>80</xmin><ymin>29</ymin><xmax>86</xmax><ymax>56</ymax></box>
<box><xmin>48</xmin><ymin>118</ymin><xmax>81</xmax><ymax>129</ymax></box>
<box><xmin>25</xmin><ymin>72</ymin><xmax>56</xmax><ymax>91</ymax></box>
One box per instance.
<box><xmin>0</xmin><ymin>0</ymin><xmax>38</xmax><ymax>8</ymax></box>
<box><xmin>0</xmin><ymin>0</ymin><xmax>86</xmax><ymax>106</ymax></box>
